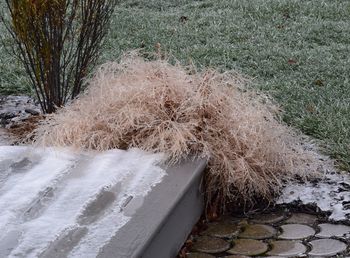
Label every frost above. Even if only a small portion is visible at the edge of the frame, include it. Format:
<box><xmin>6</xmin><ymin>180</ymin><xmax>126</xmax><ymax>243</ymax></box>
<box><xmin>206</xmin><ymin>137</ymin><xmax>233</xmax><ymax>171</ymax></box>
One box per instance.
<box><xmin>0</xmin><ymin>146</ymin><xmax>166</xmax><ymax>258</ymax></box>
<box><xmin>278</xmin><ymin>172</ymin><xmax>350</xmax><ymax>221</ymax></box>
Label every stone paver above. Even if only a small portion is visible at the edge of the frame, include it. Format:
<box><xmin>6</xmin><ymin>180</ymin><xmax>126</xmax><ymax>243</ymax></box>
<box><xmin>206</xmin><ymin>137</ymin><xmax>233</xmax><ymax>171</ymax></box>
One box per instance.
<box><xmin>308</xmin><ymin>239</ymin><xmax>347</xmax><ymax>256</ymax></box>
<box><xmin>191</xmin><ymin>236</ymin><xmax>230</xmax><ymax>254</ymax></box>
<box><xmin>316</xmin><ymin>223</ymin><xmax>350</xmax><ymax>238</ymax></box>
<box><xmin>228</xmin><ymin>239</ymin><xmax>268</xmax><ymax>256</ymax></box>
<box><xmin>278</xmin><ymin>224</ymin><xmax>315</xmax><ymax>240</ymax></box>
<box><xmin>186</xmin><ymin>253</ymin><xmax>216</xmax><ymax>258</ymax></box>
<box><xmin>285</xmin><ymin>213</ymin><xmax>318</xmax><ymax>225</ymax></box>
<box><xmin>250</xmin><ymin>213</ymin><xmax>285</xmax><ymax>224</ymax></box>
<box><xmin>201</xmin><ymin>222</ymin><xmax>240</xmax><ymax>239</ymax></box>
<box><xmin>239</xmin><ymin>224</ymin><xmax>277</xmax><ymax>240</ymax></box>
<box><xmin>267</xmin><ymin>240</ymin><xmax>307</xmax><ymax>256</ymax></box>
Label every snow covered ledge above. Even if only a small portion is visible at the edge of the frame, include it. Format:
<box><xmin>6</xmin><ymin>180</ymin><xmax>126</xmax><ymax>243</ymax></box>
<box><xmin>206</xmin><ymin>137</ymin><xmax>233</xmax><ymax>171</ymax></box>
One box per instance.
<box><xmin>0</xmin><ymin>146</ymin><xmax>206</xmax><ymax>258</ymax></box>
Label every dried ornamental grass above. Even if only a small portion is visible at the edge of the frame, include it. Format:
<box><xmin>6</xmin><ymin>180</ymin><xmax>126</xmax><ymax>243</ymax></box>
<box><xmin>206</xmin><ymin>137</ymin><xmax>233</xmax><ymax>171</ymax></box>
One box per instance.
<box><xmin>34</xmin><ymin>54</ymin><xmax>318</xmax><ymax>210</ymax></box>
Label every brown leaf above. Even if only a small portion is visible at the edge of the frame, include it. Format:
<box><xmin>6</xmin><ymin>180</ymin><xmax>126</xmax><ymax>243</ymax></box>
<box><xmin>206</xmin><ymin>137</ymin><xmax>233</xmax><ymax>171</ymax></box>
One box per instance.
<box><xmin>287</xmin><ymin>59</ymin><xmax>297</xmax><ymax>64</ymax></box>
<box><xmin>314</xmin><ymin>79</ymin><xmax>324</xmax><ymax>86</ymax></box>
<box><xmin>179</xmin><ymin>16</ymin><xmax>188</xmax><ymax>23</ymax></box>
<box><xmin>306</xmin><ymin>104</ymin><xmax>316</xmax><ymax>113</ymax></box>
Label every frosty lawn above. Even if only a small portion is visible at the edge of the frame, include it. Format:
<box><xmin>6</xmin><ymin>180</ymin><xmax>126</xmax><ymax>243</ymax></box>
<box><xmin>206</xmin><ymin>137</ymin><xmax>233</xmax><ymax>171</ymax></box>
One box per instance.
<box><xmin>2</xmin><ymin>0</ymin><xmax>349</xmax><ymax>171</ymax></box>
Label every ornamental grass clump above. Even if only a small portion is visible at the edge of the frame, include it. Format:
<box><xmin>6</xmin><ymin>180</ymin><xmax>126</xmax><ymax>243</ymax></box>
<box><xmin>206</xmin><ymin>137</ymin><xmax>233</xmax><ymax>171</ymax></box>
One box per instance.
<box><xmin>34</xmin><ymin>54</ymin><xmax>319</xmax><ymax>211</ymax></box>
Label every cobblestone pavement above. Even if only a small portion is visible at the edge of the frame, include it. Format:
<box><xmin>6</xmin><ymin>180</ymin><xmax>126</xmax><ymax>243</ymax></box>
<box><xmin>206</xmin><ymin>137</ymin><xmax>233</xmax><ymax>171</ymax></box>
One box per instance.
<box><xmin>185</xmin><ymin>210</ymin><xmax>350</xmax><ymax>257</ymax></box>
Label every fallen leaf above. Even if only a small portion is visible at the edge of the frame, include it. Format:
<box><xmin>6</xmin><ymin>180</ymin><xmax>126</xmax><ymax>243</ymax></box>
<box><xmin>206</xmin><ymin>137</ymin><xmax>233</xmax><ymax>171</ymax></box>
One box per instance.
<box><xmin>306</xmin><ymin>104</ymin><xmax>316</xmax><ymax>113</ymax></box>
<box><xmin>179</xmin><ymin>16</ymin><xmax>188</xmax><ymax>23</ymax></box>
<box><xmin>314</xmin><ymin>79</ymin><xmax>324</xmax><ymax>86</ymax></box>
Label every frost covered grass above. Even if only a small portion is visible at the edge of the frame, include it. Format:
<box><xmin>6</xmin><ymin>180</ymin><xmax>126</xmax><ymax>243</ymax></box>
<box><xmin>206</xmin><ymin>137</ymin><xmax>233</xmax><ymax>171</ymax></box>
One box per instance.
<box><xmin>34</xmin><ymin>55</ymin><xmax>319</xmax><ymax>210</ymax></box>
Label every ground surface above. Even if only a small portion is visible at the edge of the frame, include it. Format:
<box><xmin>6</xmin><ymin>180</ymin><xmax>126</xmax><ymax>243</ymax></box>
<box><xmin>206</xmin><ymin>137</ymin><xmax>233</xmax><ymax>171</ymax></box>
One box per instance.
<box><xmin>1</xmin><ymin>0</ymin><xmax>350</xmax><ymax>169</ymax></box>
<box><xmin>183</xmin><ymin>211</ymin><xmax>350</xmax><ymax>257</ymax></box>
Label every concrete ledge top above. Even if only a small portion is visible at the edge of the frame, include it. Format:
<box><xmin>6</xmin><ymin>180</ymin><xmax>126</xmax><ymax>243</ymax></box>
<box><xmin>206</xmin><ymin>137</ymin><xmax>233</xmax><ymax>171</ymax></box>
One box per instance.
<box><xmin>0</xmin><ymin>146</ymin><xmax>206</xmax><ymax>258</ymax></box>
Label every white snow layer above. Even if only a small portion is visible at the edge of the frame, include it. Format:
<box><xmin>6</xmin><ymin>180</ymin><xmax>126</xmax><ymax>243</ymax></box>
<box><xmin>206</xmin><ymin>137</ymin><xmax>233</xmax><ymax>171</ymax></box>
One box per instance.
<box><xmin>0</xmin><ymin>146</ymin><xmax>166</xmax><ymax>258</ymax></box>
<box><xmin>278</xmin><ymin>171</ymin><xmax>350</xmax><ymax>221</ymax></box>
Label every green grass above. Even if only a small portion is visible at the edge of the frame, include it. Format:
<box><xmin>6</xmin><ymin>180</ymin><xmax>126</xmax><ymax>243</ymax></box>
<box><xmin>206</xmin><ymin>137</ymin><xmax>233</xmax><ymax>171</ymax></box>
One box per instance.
<box><xmin>0</xmin><ymin>13</ymin><xmax>31</xmax><ymax>95</ymax></box>
<box><xmin>1</xmin><ymin>0</ymin><xmax>350</xmax><ymax>170</ymax></box>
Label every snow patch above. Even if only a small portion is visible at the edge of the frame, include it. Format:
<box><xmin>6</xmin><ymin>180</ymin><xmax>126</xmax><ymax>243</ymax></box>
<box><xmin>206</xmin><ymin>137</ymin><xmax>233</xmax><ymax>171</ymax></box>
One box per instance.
<box><xmin>0</xmin><ymin>146</ymin><xmax>166</xmax><ymax>258</ymax></box>
<box><xmin>278</xmin><ymin>172</ymin><xmax>350</xmax><ymax>221</ymax></box>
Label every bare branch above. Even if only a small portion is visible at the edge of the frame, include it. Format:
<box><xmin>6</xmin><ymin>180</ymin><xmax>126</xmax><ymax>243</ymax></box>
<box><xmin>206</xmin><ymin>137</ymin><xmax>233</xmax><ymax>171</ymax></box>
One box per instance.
<box><xmin>1</xmin><ymin>0</ymin><xmax>117</xmax><ymax>113</ymax></box>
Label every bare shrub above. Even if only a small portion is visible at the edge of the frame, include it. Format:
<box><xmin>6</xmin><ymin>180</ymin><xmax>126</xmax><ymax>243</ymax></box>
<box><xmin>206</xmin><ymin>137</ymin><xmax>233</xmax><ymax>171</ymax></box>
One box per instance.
<box><xmin>34</xmin><ymin>54</ymin><xmax>319</xmax><ymax>211</ymax></box>
<box><xmin>1</xmin><ymin>0</ymin><xmax>116</xmax><ymax>113</ymax></box>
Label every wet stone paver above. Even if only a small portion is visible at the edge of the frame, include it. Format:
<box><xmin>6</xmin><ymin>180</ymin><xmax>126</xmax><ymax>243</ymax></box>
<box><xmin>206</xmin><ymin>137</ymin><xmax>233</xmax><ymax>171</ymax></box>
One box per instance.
<box><xmin>284</xmin><ymin>213</ymin><xmax>317</xmax><ymax>225</ymax></box>
<box><xmin>191</xmin><ymin>236</ymin><xmax>230</xmax><ymax>254</ymax></box>
<box><xmin>185</xmin><ymin>210</ymin><xmax>350</xmax><ymax>257</ymax></box>
<box><xmin>228</xmin><ymin>239</ymin><xmax>268</xmax><ymax>256</ymax></box>
<box><xmin>278</xmin><ymin>224</ymin><xmax>315</xmax><ymax>240</ymax></box>
<box><xmin>239</xmin><ymin>224</ymin><xmax>277</xmax><ymax>240</ymax></box>
<box><xmin>308</xmin><ymin>239</ymin><xmax>347</xmax><ymax>256</ymax></box>
<box><xmin>316</xmin><ymin>223</ymin><xmax>350</xmax><ymax>238</ymax></box>
<box><xmin>201</xmin><ymin>222</ymin><xmax>240</xmax><ymax>239</ymax></box>
<box><xmin>187</xmin><ymin>253</ymin><xmax>216</xmax><ymax>258</ymax></box>
<box><xmin>267</xmin><ymin>240</ymin><xmax>307</xmax><ymax>256</ymax></box>
<box><xmin>251</xmin><ymin>213</ymin><xmax>285</xmax><ymax>224</ymax></box>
